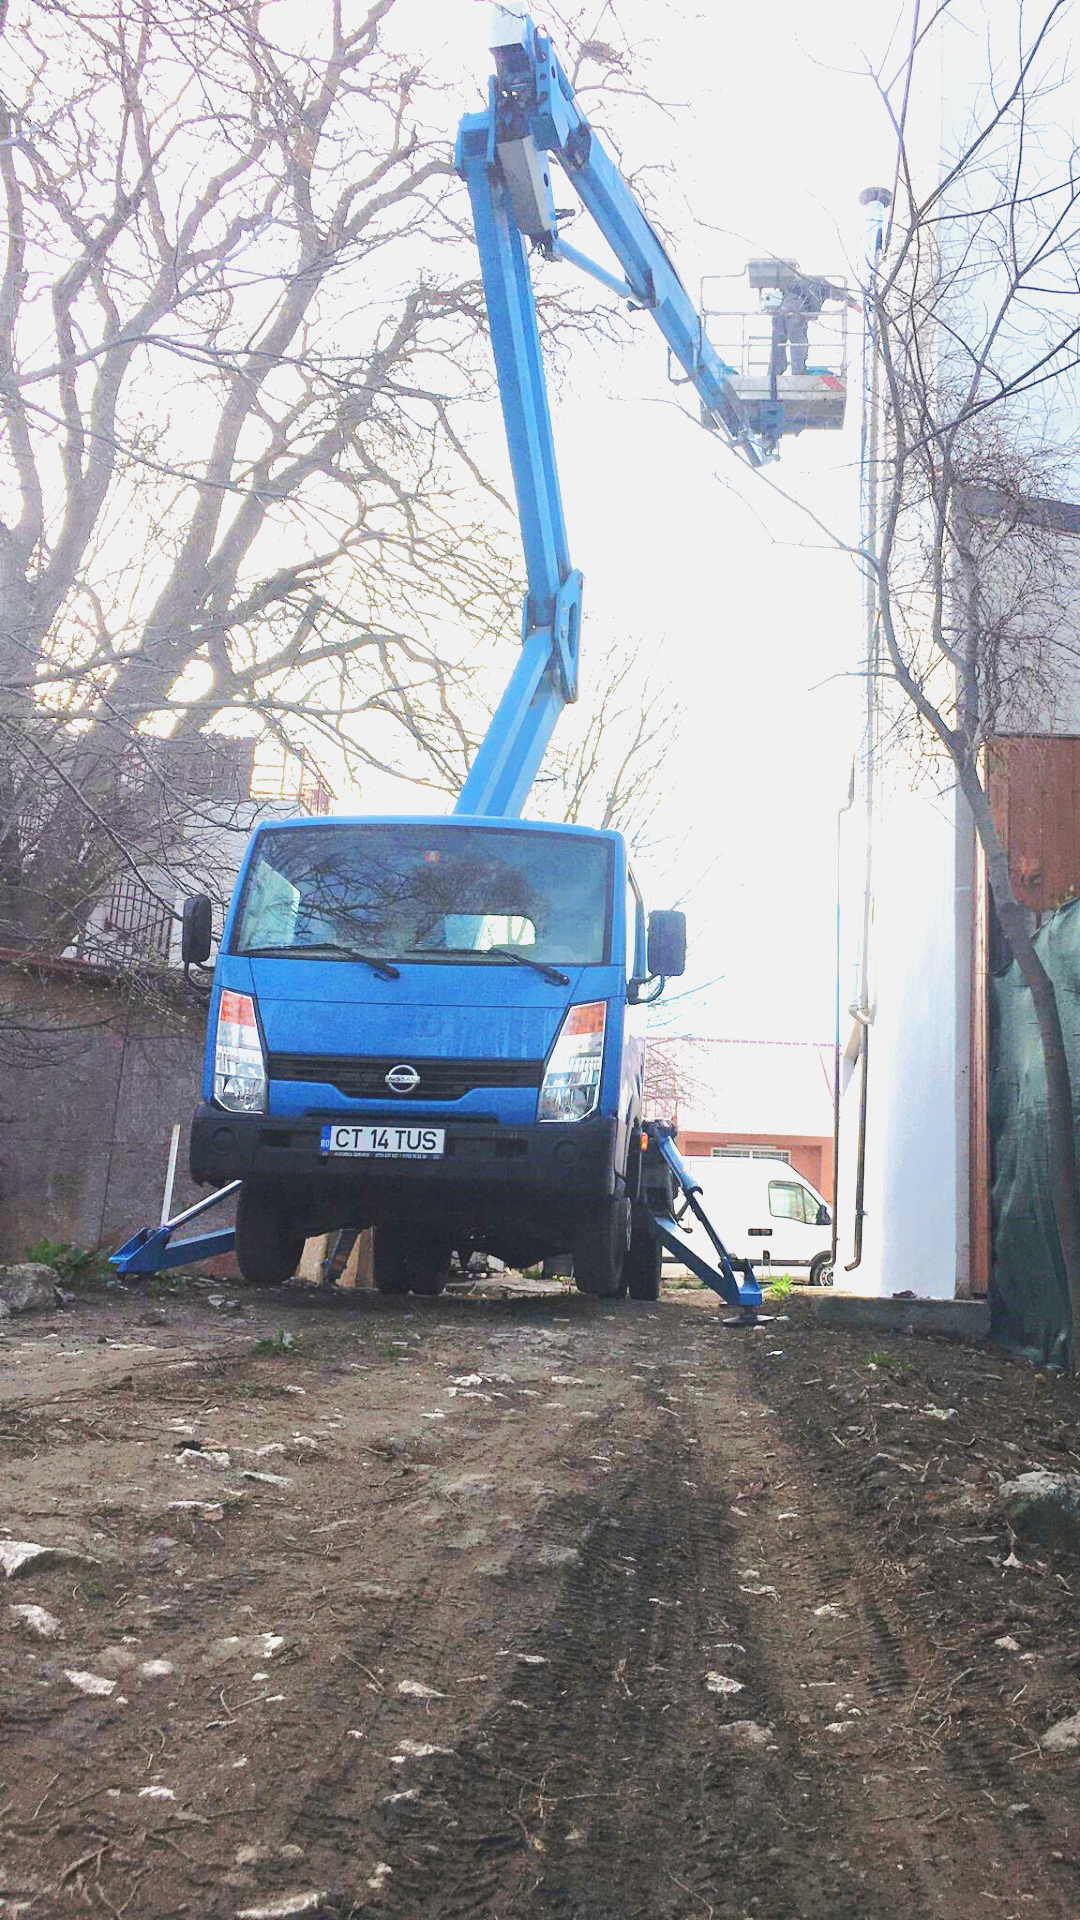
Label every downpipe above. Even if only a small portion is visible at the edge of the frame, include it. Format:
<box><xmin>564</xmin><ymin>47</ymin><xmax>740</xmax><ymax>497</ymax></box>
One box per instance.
<box><xmin>842</xmin><ymin>187</ymin><xmax>890</xmax><ymax>1278</ymax></box>
<box><xmin>846</xmin><ymin>1019</ymin><xmax>870</xmax><ymax>1272</ymax></box>
<box><xmin>832</xmin><ymin>765</ymin><xmax>856</xmax><ymax>1272</ymax></box>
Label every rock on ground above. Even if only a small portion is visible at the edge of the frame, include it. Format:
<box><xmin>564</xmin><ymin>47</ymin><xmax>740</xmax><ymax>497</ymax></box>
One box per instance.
<box><xmin>717</xmin><ymin>1721</ymin><xmax>774</xmax><ymax>1749</ymax></box>
<box><xmin>1000</xmin><ymin>1471</ymin><xmax>1080</xmax><ymax>1553</ymax></box>
<box><xmin>0</xmin><ymin>1263</ymin><xmax>58</xmax><ymax>1314</ymax></box>
<box><xmin>7</xmin><ymin>1604</ymin><xmax>63</xmax><ymax>1639</ymax></box>
<box><xmin>0</xmin><ymin>1541</ymin><xmax>101</xmax><ymax>1580</ymax></box>
<box><xmin>1041</xmin><ymin>1709</ymin><xmax>1080</xmax><ymax>1753</ymax></box>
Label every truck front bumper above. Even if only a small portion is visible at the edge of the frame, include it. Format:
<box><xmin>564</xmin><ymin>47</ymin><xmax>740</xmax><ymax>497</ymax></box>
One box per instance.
<box><xmin>190</xmin><ymin>1106</ymin><xmax>619</xmax><ymax>1203</ymax></box>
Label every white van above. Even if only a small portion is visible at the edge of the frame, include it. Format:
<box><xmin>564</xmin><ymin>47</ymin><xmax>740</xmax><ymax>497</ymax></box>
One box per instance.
<box><xmin>671</xmin><ymin>1156</ymin><xmax>834</xmax><ymax>1287</ymax></box>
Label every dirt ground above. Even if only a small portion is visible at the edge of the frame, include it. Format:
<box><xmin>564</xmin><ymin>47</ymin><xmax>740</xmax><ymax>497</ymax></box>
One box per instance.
<box><xmin>4</xmin><ymin>1279</ymin><xmax>1080</xmax><ymax>1920</ymax></box>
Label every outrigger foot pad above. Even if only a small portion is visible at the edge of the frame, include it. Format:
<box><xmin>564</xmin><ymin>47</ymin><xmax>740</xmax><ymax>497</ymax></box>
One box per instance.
<box><xmin>723</xmin><ymin>1310</ymin><xmax>759</xmax><ymax>1328</ymax></box>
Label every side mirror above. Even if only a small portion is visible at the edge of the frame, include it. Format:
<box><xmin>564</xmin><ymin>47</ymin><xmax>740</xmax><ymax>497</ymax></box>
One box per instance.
<box><xmin>816</xmin><ymin>1203</ymin><xmax>831</xmax><ymax>1227</ymax></box>
<box><xmin>647</xmin><ymin>909</ymin><xmax>686</xmax><ymax>979</ymax></box>
<box><xmin>181</xmin><ymin>894</ymin><xmax>214</xmax><ymax>967</ymax></box>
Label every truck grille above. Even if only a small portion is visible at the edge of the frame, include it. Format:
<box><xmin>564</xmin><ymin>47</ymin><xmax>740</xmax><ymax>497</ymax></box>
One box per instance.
<box><xmin>267</xmin><ymin>1054</ymin><xmax>544</xmax><ymax>1102</ymax></box>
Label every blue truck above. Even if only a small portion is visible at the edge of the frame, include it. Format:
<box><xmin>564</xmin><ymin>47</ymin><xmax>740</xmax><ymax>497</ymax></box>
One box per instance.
<box><xmin>183</xmin><ymin>813</ymin><xmax>683</xmax><ymax>1299</ymax></box>
<box><xmin>112</xmin><ymin>11</ymin><xmax>848</xmax><ymax>1311</ymax></box>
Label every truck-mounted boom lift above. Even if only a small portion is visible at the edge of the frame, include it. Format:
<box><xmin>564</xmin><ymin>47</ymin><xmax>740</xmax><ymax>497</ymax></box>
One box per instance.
<box><xmin>111</xmin><ymin>11</ymin><xmax>849</xmax><ymax>1314</ymax></box>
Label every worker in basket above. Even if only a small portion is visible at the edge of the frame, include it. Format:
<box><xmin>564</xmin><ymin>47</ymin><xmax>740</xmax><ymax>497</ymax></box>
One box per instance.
<box><xmin>762</xmin><ymin>273</ymin><xmax>855</xmax><ymax>382</ymax></box>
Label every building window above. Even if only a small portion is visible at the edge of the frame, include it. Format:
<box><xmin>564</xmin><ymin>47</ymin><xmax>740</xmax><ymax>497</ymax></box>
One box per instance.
<box><xmin>712</xmin><ymin>1145</ymin><xmax>791</xmax><ymax>1163</ymax></box>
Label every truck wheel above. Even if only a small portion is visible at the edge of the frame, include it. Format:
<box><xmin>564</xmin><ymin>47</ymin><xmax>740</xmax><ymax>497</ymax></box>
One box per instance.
<box><xmin>373</xmin><ymin>1224</ymin><xmax>452</xmax><ymax>1296</ymax></box>
<box><xmin>625</xmin><ymin>1207</ymin><xmax>662</xmax><ymax>1301</ymax></box>
<box><xmin>572</xmin><ymin>1197</ymin><xmax>631</xmax><ymax>1299</ymax></box>
<box><xmin>809</xmin><ymin>1252</ymin><xmax>834</xmax><ymax>1288</ymax></box>
<box><xmin>234</xmin><ymin>1186</ymin><xmax>305</xmax><ymax>1287</ymax></box>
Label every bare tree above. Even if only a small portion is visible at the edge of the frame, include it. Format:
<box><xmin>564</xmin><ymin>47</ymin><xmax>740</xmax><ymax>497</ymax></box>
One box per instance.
<box><xmin>531</xmin><ymin>634</ymin><xmax>683</xmax><ymax>846</ymax></box>
<box><xmin>642</xmin><ymin>1032</ymin><xmax>712</xmax><ymax>1126</ymax></box>
<box><xmin>0</xmin><ymin>0</ymin><xmax>497</xmax><ymax>948</ymax></box>
<box><xmin>834</xmin><ymin>2</ymin><xmax>1080</xmax><ymax>1343</ymax></box>
<box><xmin>0</xmin><ymin>0</ymin><xmax>683</xmax><ymax>960</ymax></box>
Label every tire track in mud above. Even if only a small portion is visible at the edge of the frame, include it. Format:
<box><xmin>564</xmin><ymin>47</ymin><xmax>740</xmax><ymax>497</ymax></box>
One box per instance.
<box><xmin>643</xmin><ymin>1361</ymin><xmax>946</xmax><ymax>1920</ymax></box>
<box><xmin>324</xmin><ymin>1356</ymin><xmax>935</xmax><ymax>1920</ymax></box>
<box><xmin>623</xmin><ymin>1338</ymin><xmax>957</xmax><ymax>1920</ymax></box>
<box><xmin>205</xmin><ymin>1383</ymin><xmax>648</xmax><ymax>1902</ymax></box>
<box><xmin>241</xmin><ymin>1380</ymin><xmax>723</xmax><ymax>1918</ymax></box>
<box><xmin>700</xmin><ymin>1327</ymin><xmax>1079</xmax><ymax>1920</ymax></box>
<box><xmin>275</xmin><ymin>1402</ymin><xmax>672</xmax><ymax>1909</ymax></box>
<box><xmin>360</xmin><ymin>1469</ymin><xmax>718</xmax><ymax>1919</ymax></box>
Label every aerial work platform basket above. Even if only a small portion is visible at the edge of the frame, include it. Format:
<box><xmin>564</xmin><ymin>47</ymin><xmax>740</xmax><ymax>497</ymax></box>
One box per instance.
<box><xmin>699</xmin><ymin>260</ymin><xmax>856</xmax><ymax>438</ymax></box>
<box><xmin>728</xmin><ymin>367</ymin><xmax>848</xmax><ymax>435</ymax></box>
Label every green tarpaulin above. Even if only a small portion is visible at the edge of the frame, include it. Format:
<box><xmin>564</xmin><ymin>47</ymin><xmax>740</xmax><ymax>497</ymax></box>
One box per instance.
<box><xmin>989</xmin><ymin>896</ymin><xmax>1080</xmax><ymax>1367</ymax></box>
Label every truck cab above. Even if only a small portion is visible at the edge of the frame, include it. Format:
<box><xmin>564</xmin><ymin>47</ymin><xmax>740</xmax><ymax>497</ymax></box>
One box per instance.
<box><xmin>188</xmin><ymin>815</ymin><xmax>685</xmax><ymax>1299</ymax></box>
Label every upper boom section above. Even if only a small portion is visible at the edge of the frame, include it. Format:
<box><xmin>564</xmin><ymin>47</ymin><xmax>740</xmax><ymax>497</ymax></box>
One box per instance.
<box><xmin>478</xmin><ymin>9</ymin><xmax>785</xmax><ymax>464</ymax></box>
<box><xmin>452</xmin><ymin>11</ymin><xmax>813</xmax><ymax>819</ymax></box>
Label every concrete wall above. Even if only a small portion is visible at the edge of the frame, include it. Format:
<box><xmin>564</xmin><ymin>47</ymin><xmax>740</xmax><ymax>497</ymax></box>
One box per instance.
<box><xmin>0</xmin><ymin>961</ymin><xmax>232</xmax><ymax>1263</ymax></box>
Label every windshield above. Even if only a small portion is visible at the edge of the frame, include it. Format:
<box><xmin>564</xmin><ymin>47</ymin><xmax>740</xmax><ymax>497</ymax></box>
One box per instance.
<box><xmin>231</xmin><ymin>824</ymin><xmax>613</xmax><ymax>967</ymax></box>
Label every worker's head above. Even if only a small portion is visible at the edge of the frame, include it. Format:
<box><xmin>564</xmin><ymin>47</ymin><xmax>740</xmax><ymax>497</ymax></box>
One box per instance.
<box><xmin>759</xmin><ymin>288</ymin><xmax>783</xmax><ymax>312</ymax></box>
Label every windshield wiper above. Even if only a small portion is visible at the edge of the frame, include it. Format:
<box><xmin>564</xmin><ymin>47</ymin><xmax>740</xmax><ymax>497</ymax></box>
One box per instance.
<box><xmin>486</xmin><ymin>946</ymin><xmax>570</xmax><ymax>985</ymax></box>
<box><xmin>419</xmin><ymin>944</ymin><xmax>569</xmax><ymax>986</ymax></box>
<box><xmin>240</xmin><ymin>943</ymin><xmax>400</xmax><ymax>980</ymax></box>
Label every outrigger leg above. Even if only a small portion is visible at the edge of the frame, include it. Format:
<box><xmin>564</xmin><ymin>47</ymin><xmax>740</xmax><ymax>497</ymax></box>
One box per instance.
<box><xmin>642</xmin><ymin>1121</ymin><xmax>762</xmax><ymax>1325</ymax></box>
<box><xmin>109</xmin><ymin>1182</ymin><xmax>241</xmax><ymax>1277</ymax></box>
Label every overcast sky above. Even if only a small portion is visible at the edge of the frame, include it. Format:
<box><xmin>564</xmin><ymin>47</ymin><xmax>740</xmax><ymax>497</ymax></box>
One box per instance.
<box><xmin>381</xmin><ymin>0</ymin><xmax>905</xmax><ymax>1040</ymax></box>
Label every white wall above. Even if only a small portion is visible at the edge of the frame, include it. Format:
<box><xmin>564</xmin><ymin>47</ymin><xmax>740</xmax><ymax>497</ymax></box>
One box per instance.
<box><xmin>836</xmin><ymin>765</ymin><xmax>967</xmax><ymax>1297</ymax></box>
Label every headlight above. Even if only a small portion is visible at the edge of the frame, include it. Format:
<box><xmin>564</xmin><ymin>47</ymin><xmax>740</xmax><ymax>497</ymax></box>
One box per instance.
<box><xmin>213</xmin><ymin>990</ymin><xmax>266</xmax><ymax>1114</ymax></box>
<box><xmin>538</xmin><ymin>1000</ymin><xmax>606</xmax><ymax>1122</ymax></box>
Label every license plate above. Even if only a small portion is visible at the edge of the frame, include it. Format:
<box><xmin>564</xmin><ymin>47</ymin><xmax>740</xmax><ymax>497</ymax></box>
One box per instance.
<box><xmin>320</xmin><ymin>1123</ymin><xmax>445</xmax><ymax>1159</ymax></box>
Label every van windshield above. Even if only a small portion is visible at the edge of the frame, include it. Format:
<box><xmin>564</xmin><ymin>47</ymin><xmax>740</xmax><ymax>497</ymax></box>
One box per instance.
<box><xmin>231</xmin><ymin>824</ymin><xmax>612</xmax><ymax>967</ymax></box>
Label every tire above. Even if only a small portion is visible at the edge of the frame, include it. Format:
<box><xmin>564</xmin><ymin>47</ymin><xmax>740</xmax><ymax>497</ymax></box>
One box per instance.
<box><xmin>625</xmin><ymin>1206</ymin><xmax>662</xmax><ymax>1301</ymax></box>
<box><xmin>809</xmin><ymin>1252</ymin><xmax>835</xmax><ymax>1288</ymax></box>
<box><xmin>572</xmin><ymin>1196</ymin><xmax>631</xmax><ymax>1299</ymax></box>
<box><xmin>373</xmin><ymin>1223</ymin><xmax>452</xmax><ymax>1296</ymax></box>
<box><xmin>234</xmin><ymin>1185</ymin><xmax>306</xmax><ymax>1287</ymax></box>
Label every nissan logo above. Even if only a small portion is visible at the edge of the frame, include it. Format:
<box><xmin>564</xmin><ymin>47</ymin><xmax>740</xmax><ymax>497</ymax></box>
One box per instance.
<box><xmin>385</xmin><ymin>1063</ymin><xmax>420</xmax><ymax>1094</ymax></box>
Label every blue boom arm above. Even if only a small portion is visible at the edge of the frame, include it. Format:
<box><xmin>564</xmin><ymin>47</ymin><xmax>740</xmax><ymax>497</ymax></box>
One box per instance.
<box><xmin>454</xmin><ymin>11</ymin><xmax>786</xmax><ymax>819</ymax></box>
